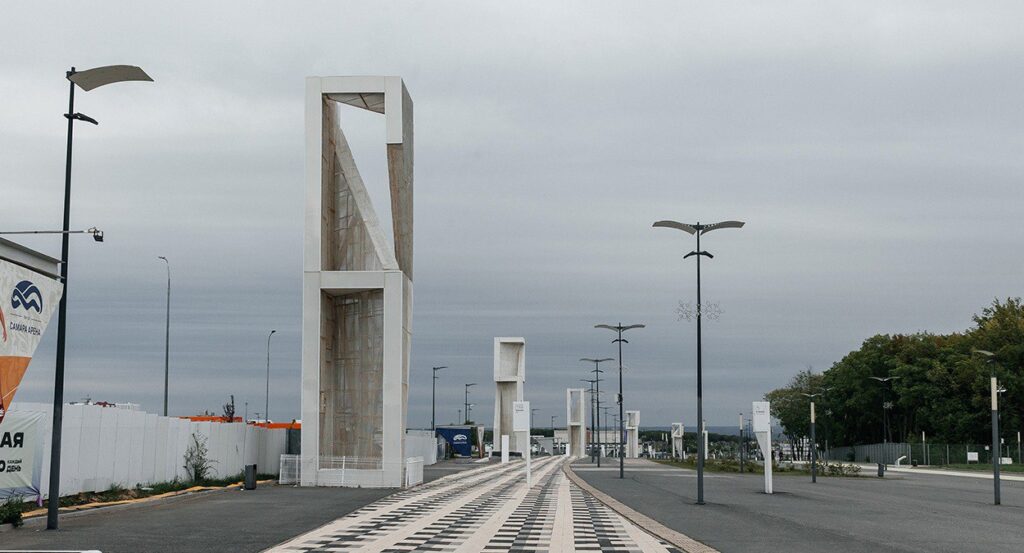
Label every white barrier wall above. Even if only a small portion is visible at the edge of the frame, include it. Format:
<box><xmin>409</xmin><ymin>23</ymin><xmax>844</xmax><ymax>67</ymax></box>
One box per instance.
<box><xmin>9</xmin><ymin>402</ymin><xmax>287</xmax><ymax>499</ymax></box>
<box><xmin>404</xmin><ymin>430</ymin><xmax>439</xmax><ymax>465</ymax></box>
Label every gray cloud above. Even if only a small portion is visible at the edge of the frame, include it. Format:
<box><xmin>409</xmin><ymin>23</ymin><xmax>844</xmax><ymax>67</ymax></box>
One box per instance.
<box><xmin>3</xmin><ymin>1</ymin><xmax>1023</xmax><ymax>428</ymax></box>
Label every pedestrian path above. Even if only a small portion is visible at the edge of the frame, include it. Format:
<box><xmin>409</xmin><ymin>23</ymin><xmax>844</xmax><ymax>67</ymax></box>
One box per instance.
<box><xmin>267</xmin><ymin>456</ymin><xmax>683</xmax><ymax>553</ymax></box>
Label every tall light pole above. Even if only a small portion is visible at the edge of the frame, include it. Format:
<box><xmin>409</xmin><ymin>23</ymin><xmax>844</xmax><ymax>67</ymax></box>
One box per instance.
<box><xmin>581</xmin><ymin>378</ymin><xmax>597</xmax><ymax>462</ymax></box>
<box><xmin>551</xmin><ymin>415</ymin><xmax>557</xmax><ymax>434</ymax></box>
<box><xmin>47</xmin><ymin>64</ymin><xmax>152</xmax><ymax>531</ymax></box>
<box><xmin>868</xmin><ymin>375</ymin><xmax>900</xmax><ymax>467</ymax></box>
<box><xmin>801</xmin><ymin>389</ymin><xmax>829</xmax><ymax>483</ymax></box>
<box><xmin>739</xmin><ymin>413</ymin><xmax>745</xmax><ymax>473</ymax></box>
<box><xmin>431</xmin><ymin>366</ymin><xmax>447</xmax><ymax>431</ymax></box>
<box><xmin>975</xmin><ymin>349</ymin><xmax>1001</xmax><ymax>505</ymax></box>
<box><xmin>595</xmin><ymin>324</ymin><xmax>645</xmax><ymax>479</ymax></box>
<box><xmin>264</xmin><ymin>330</ymin><xmax>276</xmax><ymax>423</ymax></box>
<box><xmin>598</xmin><ymin>403</ymin><xmax>606</xmax><ymax>456</ymax></box>
<box><xmin>531</xmin><ymin>407</ymin><xmax>539</xmax><ymax>433</ymax></box>
<box><xmin>653</xmin><ymin>218</ymin><xmax>744</xmax><ymax>505</ymax></box>
<box><xmin>464</xmin><ymin>383</ymin><xmax>476</xmax><ymax>424</ymax></box>
<box><xmin>157</xmin><ymin>257</ymin><xmax>170</xmax><ymax>416</ymax></box>
<box><xmin>582</xmin><ymin>358</ymin><xmax>613</xmax><ymax>467</ymax></box>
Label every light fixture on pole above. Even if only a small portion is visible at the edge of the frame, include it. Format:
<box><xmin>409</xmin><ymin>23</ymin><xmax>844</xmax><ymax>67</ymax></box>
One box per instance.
<box><xmin>581</xmin><ymin>357</ymin><xmax>613</xmax><ymax>467</ymax></box>
<box><xmin>739</xmin><ymin>413</ymin><xmax>745</xmax><ymax>473</ymax></box>
<box><xmin>47</xmin><ymin>64</ymin><xmax>152</xmax><ymax>531</ymax></box>
<box><xmin>974</xmin><ymin>349</ymin><xmax>1001</xmax><ymax>505</ymax></box>
<box><xmin>800</xmin><ymin>388</ymin><xmax>830</xmax><ymax>483</ymax></box>
<box><xmin>594</xmin><ymin>324</ymin><xmax>645</xmax><ymax>479</ymax></box>
<box><xmin>868</xmin><ymin>372</ymin><xmax>901</xmax><ymax>450</ymax></box>
<box><xmin>653</xmin><ymin>218</ymin><xmax>743</xmax><ymax>505</ymax></box>
<box><xmin>431</xmin><ymin>366</ymin><xmax>447</xmax><ymax>431</ymax></box>
<box><xmin>0</xmin><ymin>228</ymin><xmax>105</xmax><ymax>242</ymax></box>
<box><xmin>265</xmin><ymin>330</ymin><xmax>276</xmax><ymax>423</ymax></box>
<box><xmin>581</xmin><ymin>378</ymin><xmax>597</xmax><ymax>462</ymax></box>
<box><xmin>464</xmin><ymin>383</ymin><xmax>476</xmax><ymax>424</ymax></box>
<box><xmin>157</xmin><ymin>257</ymin><xmax>170</xmax><ymax>416</ymax></box>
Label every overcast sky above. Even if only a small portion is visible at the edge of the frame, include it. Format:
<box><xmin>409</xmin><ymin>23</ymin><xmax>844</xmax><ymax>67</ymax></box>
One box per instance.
<box><xmin>3</xmin><ymin>2</ymin><xmax>1022</xmax><ymax>428</ymax></box>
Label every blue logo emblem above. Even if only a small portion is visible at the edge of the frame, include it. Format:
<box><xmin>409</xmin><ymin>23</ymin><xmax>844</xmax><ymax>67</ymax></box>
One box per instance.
<box><xmin>12</xmin><ymin>281</ymin><xmax>43</xmax><ymax>313</ymax></box>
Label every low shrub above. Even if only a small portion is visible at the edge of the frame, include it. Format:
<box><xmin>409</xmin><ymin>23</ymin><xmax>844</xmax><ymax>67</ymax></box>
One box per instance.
<box><xmin>0</xmin><ymin>495</ymin><xmax>24</xmax><ymax>528</ymax></box>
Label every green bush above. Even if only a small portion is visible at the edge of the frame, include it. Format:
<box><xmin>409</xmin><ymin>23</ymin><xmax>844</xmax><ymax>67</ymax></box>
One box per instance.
<box><xmin>0</xmin><ymin>495</ymin><xmax>24</xmax><ymax>528</ymax></box>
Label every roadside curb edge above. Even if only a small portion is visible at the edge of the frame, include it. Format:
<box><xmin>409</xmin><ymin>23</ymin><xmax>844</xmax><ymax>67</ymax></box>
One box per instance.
<box><xmin>563</xmin><ymin>462</ymin><xmax>719</xmax><ymax>553</ymax></box>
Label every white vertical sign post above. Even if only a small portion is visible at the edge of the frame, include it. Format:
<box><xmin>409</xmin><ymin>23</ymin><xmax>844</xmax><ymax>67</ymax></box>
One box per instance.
<box><xmin>501</xmin><ymin>435</ymin><xmax>510</xmax><ymax>464</ymax></box>
<box><xmin>753</xmin><ymin>401</ymin><xmax>773</xmax><ymax>494</ymax></box>
<box><xmin>513</xmin><ymin>401</ymin><xmax>530</xmax><ymax>485</ymax></box>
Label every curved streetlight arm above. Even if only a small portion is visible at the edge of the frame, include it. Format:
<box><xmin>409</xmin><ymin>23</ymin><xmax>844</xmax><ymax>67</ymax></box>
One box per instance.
<box><xmin>652</xmin><ymin>220</ymin><xmax>697</xmax><ymax>234</ymax></box>
<box><xmin>68</xmin><ymin>65</ymin><xmax>153</xmax><ymax>91</ymax></box>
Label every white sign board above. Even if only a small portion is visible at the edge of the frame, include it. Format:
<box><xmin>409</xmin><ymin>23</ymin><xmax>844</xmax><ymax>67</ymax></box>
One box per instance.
<box><xmin>753</xmin><ymin>400</ymin><xmax>773</xmax><ymax>494</ymax></box>
<box><xmin>512</xmin><ymin>401</ymin><xmax>530</xmax><ymax>432</ymax></box>
<box><xmin>967</xmin><ymin>451</ymin><xmax>979</xmax><ymax>463</ymax></box>
<box><xmin>752</xmin><ymin>401</ymin><xmax>771</xmax><ymax>433</ymax></box>
<box><xmin>0</xmin><ymin>410</ymin><xmax>44</xmax><ymax>498</ymax></box>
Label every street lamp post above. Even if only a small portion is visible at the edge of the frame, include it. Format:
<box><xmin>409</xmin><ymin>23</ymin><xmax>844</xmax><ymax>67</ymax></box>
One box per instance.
<box><xmin>598</xmin><ymin>405</ymin><xmax>606</xmax><ymax>458</ymax></box>
<box><xmin>582</xmin><ymin>358</ymin><xmax>613</xmax><ymax>466</ymax></box>
<box><xmin>531</xmin><ymin>407</ymin><xmax>539</xmax><ymax>434</ymax></box>
<box><xmin>594</xmin><ymin>325</ymin><xmax>644</xmax><ymax>479</ymax></box>
<box><xmin>739</xmin><ymin>413</ymin><xmax>745</xmax><ymax>473</ymax></box>
<box><xmin>868</xmin><ymin>375</ymin><xmax>900</xmax><ymax>468</ymax></box>
<box><xmin>653</xmin><ymin>219</ymin><xmax>744</xmax><ymax>505</ymax></box>
<box><xmin>265</xmin><ymin>330</ymin><xmax>276</xmax><ymax>422</ymax></box>
<box><xmin>581</xmin><ymin>378</ymin><xmax>597</xmax><ymax>461</ymax></box>
<box><xmin>801</xmin><ymin>389</ymin><xmax>829</xmax><ymax>483</ymax></box>
<box><xmin>157</xmin><ymin>257</ymin><xmax>170</xmax><ymax>416</ymax></box>
<box><xmin>975</xmin><ymin>349</ymin><xmax>1001</xmax><ymax>505</ymax></box>
<box><xmin>464</xmin><ymin>383</ymin><xmax>476</xmax><ymax>424</ymax></box>
<box><xmin>431</xmin><ymin>366</ymin><xmax>447</xmax><ymax>430</ymax></box>
<box><xmin>47</xmin><ymin>64</ymin><xmax>152</xmax><ymax>531</ymax></box>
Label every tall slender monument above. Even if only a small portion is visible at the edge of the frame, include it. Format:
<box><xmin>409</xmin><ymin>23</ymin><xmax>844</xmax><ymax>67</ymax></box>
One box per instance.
<box><xmin>493</xmin><ymin>337</ymin><xmax>526</xmax><ymax>455</ymax></box>
<box><xmin>301</xmin><ymin>76</ymin><xmax>414</xmax><ymax>488</ymax></box>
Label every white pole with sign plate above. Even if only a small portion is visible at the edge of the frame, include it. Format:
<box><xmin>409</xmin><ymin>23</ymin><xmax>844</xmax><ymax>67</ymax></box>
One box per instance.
<box><xmin>513</xmin><ymin>401</ymin><xmax>530</xmax><ymax>485</ymax></box>
<box><xmin>753</xmin><ymin>401</ymin><xmax>773</xmax><ymax>494</ymax></box>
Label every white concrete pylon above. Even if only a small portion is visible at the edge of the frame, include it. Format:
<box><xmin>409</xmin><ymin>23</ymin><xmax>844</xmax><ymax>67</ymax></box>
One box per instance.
<box><xmin>671</xmin><ymin>422</ymin><xmax>685</xmax><ymax>459</ymax></box>
<box><xmin>493</xmin><ymin>337</ymin><xmax>525</xmax><ymax>455</ymax></box>
<box><xmin>301</xmin><ymin>76</ymin><xmax>414</xmax><ymax>488</ymax></box>
<box><xmin>625</xmin><ymin>410</ymin><xmax>640</xmax><ymax>458</ymax></box>
<box><xmin>566</xmin><ymin>388</ymin><xmax>586</xmax><ymax>457</ymax></box>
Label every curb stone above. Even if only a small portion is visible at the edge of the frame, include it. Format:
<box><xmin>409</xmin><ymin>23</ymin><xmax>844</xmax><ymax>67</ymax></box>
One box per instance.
<box><xmin>563</xmin><ymin>462</ymin><xmax>719</xmax><ymax>553</ymax></box>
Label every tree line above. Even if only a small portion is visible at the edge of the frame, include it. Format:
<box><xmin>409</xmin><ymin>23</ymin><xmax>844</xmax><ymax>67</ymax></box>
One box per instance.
<box><xmin>766</xmin><ymin>298</ymin><xmax>1023</xmax><ymax>448</ymax></box>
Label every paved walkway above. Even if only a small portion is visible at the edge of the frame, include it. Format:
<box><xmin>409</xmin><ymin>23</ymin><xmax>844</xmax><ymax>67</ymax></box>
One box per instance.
<box><xmin>573</xmin><ymin>458</ymin><xmax>1024</xmax><ymax>553</ymax></box>
<box><xmin>268</xmin><ymin>456</ymin><xmax>682</xmax><ymax>553</ymax></box>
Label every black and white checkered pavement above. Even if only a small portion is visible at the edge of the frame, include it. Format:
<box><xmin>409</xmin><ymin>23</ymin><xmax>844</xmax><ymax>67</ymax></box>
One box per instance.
<box><xmin>268</xmin><ymin>457</ymin><xmax>682</xmax><ymax>553</ymax></box>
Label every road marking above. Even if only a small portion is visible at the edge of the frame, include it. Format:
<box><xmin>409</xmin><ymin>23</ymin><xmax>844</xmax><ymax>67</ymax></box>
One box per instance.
<box><xmin>266</xmin><ymin>457</ymin><xmax>682</xmax><ymax>552</ymax></box>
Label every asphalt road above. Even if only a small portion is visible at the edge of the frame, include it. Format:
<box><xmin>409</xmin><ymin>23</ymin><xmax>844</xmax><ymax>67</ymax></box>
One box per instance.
<box><xmin>0</xmin><ymin>460</ymin><xmax>485</xmax><ymax>553</ymax></box>
<box><xmin>572</xmin><ymin>459</ymin><xmax>1024</xmax><ymax>553</ymax></box>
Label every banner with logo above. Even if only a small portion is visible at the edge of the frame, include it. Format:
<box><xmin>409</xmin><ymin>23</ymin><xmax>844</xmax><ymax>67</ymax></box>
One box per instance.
<box><xmin>0</xmin><ymin>259</ymin><xmax>63</xmax><ymax>426</ymax></box>
<box><xmin>435</xmin><ymin>426</ymin><xmax>472</xmax><ymax>457</ymax></box>
<box><xmin>0</xmin><ymin>409</ymin><xmax>44</xmax><ymax>498</ymax></box>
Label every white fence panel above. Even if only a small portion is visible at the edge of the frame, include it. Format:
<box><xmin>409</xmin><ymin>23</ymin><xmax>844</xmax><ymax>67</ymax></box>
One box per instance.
<box><xmin>59</xmin><ymin>404</ymin><xmax>84</xmax><ymax>496</ymax></box>
<box><xmin>3</xmin><ymin>404</ymin><xmax>290</xmax><ymax>500</ymax></box>
<box><xmin>95</xmin><ymin>407</ymin><xmax>117</xmax><ymax>491</ymax></box>
<box><xmin>78</xmin><ymin>405</ymin><xmax>102</xmax><ymax>492</ymax></box>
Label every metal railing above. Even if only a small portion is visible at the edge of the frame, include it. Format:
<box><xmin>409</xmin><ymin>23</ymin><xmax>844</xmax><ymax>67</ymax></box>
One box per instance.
<box><xmin>405</xmin><ymin>456</ymin><xmax>424</xmax><ymax>487</ymax></box>
<box><xmin>279</xmin><ymin>454</ymin><xmax>300</xmax><ymax>485</ymax></box>
<box><xmin>278</xmin><ymin>455</ymin><xmax>428</xmax><ymax>488</ymax></box>
<box><xmin>826</xmin><ymin>442</ymin><xmax>1022</xmax><ymax>465</ymax></box>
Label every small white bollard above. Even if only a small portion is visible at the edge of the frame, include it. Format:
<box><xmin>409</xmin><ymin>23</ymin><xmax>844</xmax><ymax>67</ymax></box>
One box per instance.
<box><xmin>501</xmin><ymin>435</ymin><xmax>510</xmax><ymax>464</ymax></box>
